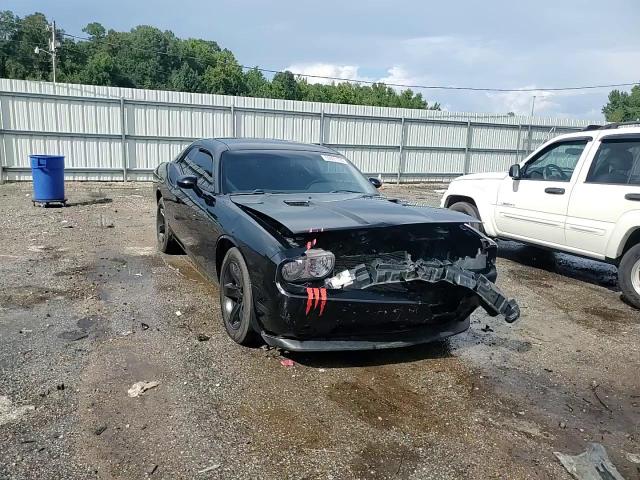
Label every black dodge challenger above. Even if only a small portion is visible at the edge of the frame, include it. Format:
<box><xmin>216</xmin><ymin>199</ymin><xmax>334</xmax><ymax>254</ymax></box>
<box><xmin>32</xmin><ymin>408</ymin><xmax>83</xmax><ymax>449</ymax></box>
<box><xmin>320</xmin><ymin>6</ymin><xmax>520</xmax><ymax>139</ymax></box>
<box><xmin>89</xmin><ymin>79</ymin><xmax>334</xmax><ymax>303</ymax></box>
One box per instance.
<box><xmin>153</xmin><ymin>138</ymin><xmax>519</xmax><ymax>351</ymax></box>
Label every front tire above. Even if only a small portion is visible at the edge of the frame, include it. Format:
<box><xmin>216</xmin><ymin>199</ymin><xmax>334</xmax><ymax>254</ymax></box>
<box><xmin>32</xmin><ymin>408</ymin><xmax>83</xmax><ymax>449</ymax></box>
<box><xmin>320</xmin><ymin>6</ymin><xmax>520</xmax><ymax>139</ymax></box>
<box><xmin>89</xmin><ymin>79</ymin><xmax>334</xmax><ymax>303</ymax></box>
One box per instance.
<box><xmin>618</xmin><ymin>243</ymin><xmax>640</xmax><ymax>309</ymax></box>
<box><xmin>449</xmin><ymin>201</ymin><xmax>484</xmax><ymax>233</ymax></box>
<box><xmin>219</xmin><ymin>247</ymin><xmax>261</xmax><ymax>346</ymax></box>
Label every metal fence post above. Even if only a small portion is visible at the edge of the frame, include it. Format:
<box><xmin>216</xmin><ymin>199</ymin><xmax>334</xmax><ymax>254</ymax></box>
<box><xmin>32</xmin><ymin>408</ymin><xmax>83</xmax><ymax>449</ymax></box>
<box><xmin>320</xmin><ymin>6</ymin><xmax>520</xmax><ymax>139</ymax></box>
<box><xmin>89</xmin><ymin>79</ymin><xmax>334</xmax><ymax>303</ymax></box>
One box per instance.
<box><xmin>396</xmin><ymin>117</ymin><xmax>406</xmax><ymax>184</ymax></box>
<box><xmin>120</xmin><ymin>98</ymin><xmax>127</xmax><ymax>182</ymax></box>
<box><xmin>230</xmin><ymin>102</ymin><xmax>236</xmax><ymax>137</ymax></box>
<box><xmin>527</xmin><ymin>123</ymin><xmax>533</xmax><ymax>155</ymax></box>
<box><xmin>319</xmin><ymin>109</ymin><xmax>325</xmax><ymax>145</ymax></box>
<box><xmin>0</xmin><ymin>92</ymin><xmax>5</xmax><ymax>184</ymax></box>
<box><xmin>463</xmin><ymin>120</ymin><xmax>472</xmax><ymax>175</ymax></box>
<box><xmin>515</xmin><ymin>124</ymin><xmax>522</xmax><ymax>161</ymax></box>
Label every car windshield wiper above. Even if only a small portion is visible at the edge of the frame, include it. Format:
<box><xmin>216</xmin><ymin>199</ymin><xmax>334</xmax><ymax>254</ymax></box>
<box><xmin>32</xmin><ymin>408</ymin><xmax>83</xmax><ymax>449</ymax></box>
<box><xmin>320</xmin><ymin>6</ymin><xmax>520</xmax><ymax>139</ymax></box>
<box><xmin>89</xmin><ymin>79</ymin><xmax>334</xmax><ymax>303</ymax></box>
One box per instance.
<box><xmin>330</xmin><ymin>190</ymin><xmax>381</xmax><ymax>198</ymax></box>
<box><xmin>230</xmin><ymin>189</ymin><xmax>287</xmax><ymax>195</ymax></box>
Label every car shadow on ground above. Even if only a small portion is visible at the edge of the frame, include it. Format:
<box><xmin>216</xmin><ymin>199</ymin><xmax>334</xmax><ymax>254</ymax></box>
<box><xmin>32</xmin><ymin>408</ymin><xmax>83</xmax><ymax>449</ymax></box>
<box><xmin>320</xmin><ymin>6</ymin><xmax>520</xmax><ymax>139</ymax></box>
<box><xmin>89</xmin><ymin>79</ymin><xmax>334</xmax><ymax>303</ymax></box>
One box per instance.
<box><xmin>497</xmin><ymin>240</ymin><xmax>619</xmax><ymax>291</ymax></box>
<box><xmin>285</xmin><ymin>339</ymin><xmax>452</xmax><ymax>369</ymax></box>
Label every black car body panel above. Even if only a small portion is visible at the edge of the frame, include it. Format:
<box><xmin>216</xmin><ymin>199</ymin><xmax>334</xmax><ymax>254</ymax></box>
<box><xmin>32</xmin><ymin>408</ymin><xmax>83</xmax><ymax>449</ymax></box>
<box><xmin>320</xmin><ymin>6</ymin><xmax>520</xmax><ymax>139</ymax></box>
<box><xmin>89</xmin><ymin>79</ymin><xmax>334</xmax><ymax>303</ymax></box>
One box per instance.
<box><xmin>231</xmin><ymin>193</ymin><xmax>473</xmax><ymax>234</ymax></box>
<box><xmin>154</xmin><ymin>138</ymin><xmax>519</xmax><ymax>351</ymax></box>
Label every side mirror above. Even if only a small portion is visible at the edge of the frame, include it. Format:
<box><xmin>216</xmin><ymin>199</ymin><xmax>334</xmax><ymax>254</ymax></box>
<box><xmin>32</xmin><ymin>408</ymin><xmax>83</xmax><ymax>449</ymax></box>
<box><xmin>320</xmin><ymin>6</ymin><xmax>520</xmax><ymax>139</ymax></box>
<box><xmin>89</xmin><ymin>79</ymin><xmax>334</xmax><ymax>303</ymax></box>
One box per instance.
<box><xmin>368</xmin><ymin>177</ymin><xmax>383</xmax><ymax>189</ymax></box>
<box><xmin>508</xmin><ymin>164</ymin><xmax>521</xmax><ymax>180</ymax></box>
<box><xmin>177</xmin><ymin>175</ymin><xmax>197</xmax><ymax>189</ymax></box>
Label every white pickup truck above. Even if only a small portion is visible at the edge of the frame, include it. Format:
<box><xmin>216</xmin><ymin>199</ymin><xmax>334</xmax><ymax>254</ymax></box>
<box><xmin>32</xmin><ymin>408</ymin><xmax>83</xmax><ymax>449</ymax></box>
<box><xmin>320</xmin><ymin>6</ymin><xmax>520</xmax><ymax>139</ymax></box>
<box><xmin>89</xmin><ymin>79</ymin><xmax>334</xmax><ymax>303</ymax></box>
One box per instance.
<box><xmin>441</xmin><ymin>123</ymin><xmax>640</xmax><ymax>307</ymax></box>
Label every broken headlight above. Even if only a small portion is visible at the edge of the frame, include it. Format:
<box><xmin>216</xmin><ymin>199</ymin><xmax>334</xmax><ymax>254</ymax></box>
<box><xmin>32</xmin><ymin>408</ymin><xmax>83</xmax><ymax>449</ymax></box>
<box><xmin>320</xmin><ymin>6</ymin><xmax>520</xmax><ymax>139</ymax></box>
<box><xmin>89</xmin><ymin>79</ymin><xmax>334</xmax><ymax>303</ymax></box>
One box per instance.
<box><xmin>281</xmin><ymin>249</ymin><xmax>335</xmax><ymax>282</ymax></box>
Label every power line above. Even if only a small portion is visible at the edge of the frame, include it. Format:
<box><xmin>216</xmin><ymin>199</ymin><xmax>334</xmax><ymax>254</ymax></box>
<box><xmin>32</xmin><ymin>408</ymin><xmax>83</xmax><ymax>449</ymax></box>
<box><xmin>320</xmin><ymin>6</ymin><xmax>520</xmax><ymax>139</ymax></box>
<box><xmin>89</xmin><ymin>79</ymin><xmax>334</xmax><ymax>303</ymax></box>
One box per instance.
<box><xmin>10</xmin><ymin>30</ymin><xmax>636</xmax><ymax>94</ymax></box>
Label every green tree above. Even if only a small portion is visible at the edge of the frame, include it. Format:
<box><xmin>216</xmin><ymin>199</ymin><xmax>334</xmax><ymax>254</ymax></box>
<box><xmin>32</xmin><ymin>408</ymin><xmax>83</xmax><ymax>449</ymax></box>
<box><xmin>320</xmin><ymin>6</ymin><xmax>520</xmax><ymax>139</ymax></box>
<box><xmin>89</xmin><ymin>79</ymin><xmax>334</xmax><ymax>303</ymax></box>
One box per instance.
<box><xmin>603</xmin><ymin>86</ymin><xmax>640</xmax><ymax>122</ymax></box>
<box><xmin>201</xmin><ymin>50</ymin><xmax>246</xmax><ymax>95</ymax></box>
<box><xmin>0</xmin><ymin>9</ymin><xmax>441</xmax><ymax>110</ymax></box>
<box><xmin>270</xmin><ymin>71</ymin><xmax>300</xmax><ymax>100</ymax></box>
<box><xmin>244</xmin><ymin>67</ymin><xmax>269</xmax><ymax>97</ymax></box>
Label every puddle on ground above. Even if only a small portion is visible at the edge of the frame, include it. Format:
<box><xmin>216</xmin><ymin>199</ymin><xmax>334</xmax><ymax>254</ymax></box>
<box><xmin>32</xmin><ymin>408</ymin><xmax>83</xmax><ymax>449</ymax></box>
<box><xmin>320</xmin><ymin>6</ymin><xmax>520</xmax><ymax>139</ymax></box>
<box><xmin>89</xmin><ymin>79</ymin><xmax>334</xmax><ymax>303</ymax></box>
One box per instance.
<box><xmin>498</xmin><ymin>241</ymin><xmax>618</xmax><ymax>290</ymax></box>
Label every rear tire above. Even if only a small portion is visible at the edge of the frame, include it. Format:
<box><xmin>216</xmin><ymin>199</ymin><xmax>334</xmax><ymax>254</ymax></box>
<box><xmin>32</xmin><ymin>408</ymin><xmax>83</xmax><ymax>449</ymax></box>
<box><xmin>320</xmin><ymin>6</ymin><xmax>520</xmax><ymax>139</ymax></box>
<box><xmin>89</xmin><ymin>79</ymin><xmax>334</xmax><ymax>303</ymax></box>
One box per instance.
<box><xmin>449</xmin><ymin>201</ymin><xmax>484</xmax><ymax>233</ymax></box>
<box><xmin>219</xmin><ymin>247</ymin><xmax>261</xmax><ymax>346</ymax></box>
<box><xmin>618</xmin><ymin>243</ymin><xmax>640</xmax><ymax>309</ymax></box>
<box><xmin>156</xmin><ymin>198</ymin><xmax>180</xmax><ymax>254</ymax></box>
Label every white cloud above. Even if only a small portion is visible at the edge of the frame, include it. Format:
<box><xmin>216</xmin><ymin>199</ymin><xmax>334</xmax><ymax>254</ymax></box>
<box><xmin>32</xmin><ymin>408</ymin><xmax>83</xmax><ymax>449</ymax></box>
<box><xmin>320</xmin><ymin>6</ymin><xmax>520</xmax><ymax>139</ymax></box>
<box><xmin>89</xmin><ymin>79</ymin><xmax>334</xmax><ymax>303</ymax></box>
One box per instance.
<box><xmin>283</xmin><ymin>63</ymin><xmax>363</xmax><ymax>84</ymax></box>
<box><xmin>485</xmin><ymin>87</ymin><xmax>558</xmax><ymax>116</ymax></box>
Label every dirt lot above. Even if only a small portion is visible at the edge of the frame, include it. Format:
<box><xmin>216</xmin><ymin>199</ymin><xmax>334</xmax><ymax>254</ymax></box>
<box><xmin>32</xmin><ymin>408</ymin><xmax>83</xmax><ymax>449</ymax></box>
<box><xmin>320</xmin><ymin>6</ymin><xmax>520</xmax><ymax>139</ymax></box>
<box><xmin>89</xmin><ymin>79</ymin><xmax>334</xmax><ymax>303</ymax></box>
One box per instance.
<box><xmin>0</xmin><ymin>181</ymin><xmax>639</xmax><ymax>480</ymax></box>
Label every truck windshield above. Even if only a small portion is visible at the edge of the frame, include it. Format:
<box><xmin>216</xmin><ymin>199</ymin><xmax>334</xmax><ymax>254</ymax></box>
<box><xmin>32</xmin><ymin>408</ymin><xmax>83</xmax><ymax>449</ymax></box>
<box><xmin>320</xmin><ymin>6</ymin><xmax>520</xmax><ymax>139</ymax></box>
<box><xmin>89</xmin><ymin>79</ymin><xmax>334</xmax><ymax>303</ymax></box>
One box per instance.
<box><xmin>221</xmin><ymin>150</ymin><xmax>377</xmax><ymax>194</ymax></box>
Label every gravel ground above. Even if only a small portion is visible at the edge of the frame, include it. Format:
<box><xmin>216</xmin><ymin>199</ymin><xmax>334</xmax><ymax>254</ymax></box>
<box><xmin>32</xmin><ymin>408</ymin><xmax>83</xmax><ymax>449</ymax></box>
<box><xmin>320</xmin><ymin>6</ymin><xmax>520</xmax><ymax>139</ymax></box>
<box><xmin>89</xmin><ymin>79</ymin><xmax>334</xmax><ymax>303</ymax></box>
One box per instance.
<box><xmin>0</xmin><ymin>181</ymin><xmax>639</xmax><ymax>480</ymax></box>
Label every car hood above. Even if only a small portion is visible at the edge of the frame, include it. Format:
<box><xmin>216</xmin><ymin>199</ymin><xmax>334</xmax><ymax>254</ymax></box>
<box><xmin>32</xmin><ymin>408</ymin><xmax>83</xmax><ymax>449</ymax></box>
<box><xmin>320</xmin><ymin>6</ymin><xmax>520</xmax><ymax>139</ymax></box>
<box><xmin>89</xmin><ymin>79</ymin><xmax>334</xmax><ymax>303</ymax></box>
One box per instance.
<box><xmin>231</xmin><ymin>193</ymin><xmax>473</xmax><ymax>234</ymax></box>
<box><xmin>454</xmin><ymin>172</ymin><xmax>508</xmax><ymax>181</ymax></box>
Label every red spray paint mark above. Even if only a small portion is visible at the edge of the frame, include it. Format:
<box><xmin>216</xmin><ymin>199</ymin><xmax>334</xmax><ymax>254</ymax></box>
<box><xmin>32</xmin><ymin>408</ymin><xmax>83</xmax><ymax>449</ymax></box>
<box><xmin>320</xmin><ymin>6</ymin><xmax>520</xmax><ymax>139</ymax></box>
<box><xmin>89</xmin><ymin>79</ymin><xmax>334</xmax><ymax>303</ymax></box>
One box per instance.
<box><xmin>305</xmin><ymin>287</ymin><xmax>313</xmax><ymax>315</ymax></box>
<box><xmin>319</xmin><ymin>288</ymin><xmax>327</xmax><ymax>316</ymax></box>
<box><xmin>312</xmin><ymin>288</ymin><xmax>320</xmax><ymax>309</ymax></box>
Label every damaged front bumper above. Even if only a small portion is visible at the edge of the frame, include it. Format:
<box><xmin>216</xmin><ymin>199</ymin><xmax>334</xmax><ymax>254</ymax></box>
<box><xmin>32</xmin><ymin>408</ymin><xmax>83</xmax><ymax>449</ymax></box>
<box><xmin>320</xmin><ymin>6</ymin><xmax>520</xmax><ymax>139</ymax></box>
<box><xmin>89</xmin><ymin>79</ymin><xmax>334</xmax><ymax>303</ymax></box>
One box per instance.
<box><xmin>255</xmin><ymin>224</ymin><xmax>520</xmax><ymax>352</ymax></box>
<box><xmin>323</xmin><ymin>252</ymin><xmax>520</xmax><ymax>323</ymax></box>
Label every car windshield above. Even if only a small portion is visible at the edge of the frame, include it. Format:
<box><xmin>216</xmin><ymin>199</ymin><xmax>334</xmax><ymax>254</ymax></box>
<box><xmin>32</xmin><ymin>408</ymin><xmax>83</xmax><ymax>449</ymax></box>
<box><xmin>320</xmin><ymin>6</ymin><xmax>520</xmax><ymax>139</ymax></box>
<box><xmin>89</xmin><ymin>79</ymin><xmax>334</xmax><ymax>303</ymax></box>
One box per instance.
<box><xmin>221</xmin><ymin>150</ymin><xmax>377</xmax><ymax>194</ymax></box>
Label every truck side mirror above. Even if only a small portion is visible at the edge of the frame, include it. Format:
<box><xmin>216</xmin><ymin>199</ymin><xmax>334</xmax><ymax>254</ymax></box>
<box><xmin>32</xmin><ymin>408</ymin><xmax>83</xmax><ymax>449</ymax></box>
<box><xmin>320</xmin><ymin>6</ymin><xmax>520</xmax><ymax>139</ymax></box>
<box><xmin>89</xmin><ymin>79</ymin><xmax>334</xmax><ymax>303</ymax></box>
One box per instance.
<box><xmin>509</xmin><ymin>164</ymin><xmax>521</xmax><ymax>180</ymax></box>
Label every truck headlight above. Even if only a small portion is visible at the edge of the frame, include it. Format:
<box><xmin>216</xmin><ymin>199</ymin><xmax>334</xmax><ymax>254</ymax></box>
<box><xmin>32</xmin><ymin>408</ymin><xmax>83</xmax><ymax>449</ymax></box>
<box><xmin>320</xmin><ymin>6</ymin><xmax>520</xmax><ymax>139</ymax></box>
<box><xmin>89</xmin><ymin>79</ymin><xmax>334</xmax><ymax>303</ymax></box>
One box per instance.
<box><xmin>281</xmin><ymin>249</ymin><xmax>335</xmax><ymax>282</ymax></box>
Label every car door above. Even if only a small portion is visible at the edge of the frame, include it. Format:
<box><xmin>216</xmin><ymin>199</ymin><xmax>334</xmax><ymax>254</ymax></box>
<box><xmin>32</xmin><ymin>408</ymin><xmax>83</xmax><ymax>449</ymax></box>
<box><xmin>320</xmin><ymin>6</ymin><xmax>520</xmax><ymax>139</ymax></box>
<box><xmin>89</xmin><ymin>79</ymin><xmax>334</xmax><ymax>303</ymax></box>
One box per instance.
<box><xmin>179</xmin><ymin>147</ymin><xmax>223</xmax><ymax>280</ymax></box>
<box><xmin>494</xmin><ymin>137</ymin><xmax>593</xmax><ymax>247</ymax></box>
<box><xmin>566</xmin><ymin>134</ymin><xmax>640</xmax><ymax>258</ymax></box>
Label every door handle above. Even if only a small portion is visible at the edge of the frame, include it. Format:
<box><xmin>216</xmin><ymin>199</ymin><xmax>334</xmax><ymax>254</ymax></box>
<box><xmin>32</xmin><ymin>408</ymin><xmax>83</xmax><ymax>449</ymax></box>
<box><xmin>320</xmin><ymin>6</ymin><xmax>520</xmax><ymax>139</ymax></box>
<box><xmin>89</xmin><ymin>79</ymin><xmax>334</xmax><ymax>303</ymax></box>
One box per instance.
<box><xmin>544</xmin><ymin>187</ymin><xmax>565</xmax><ymax>195</ymax></box>
<box><xmin>625</xmin><ymin>193</ymin><xmax>640</xmax><ymax>201</ymax></box>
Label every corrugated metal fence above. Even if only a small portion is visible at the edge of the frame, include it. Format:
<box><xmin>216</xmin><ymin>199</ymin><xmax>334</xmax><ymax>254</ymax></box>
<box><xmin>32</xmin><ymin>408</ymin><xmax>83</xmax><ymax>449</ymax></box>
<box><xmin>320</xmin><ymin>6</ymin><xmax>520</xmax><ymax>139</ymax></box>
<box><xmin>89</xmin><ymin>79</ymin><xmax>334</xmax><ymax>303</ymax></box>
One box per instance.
<box><xmin>0</xmin><ymin>78</ymin><xmax>596</xmax><ymax>183</ymax></box>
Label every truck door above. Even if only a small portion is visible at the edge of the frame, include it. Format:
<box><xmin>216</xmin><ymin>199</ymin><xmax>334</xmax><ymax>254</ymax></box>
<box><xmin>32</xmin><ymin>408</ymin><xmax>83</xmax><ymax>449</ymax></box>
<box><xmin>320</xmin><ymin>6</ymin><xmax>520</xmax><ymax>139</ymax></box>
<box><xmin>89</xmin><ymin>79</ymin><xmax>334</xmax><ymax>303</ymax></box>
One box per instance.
<box><xmin>494</xmin><ymin>138</ymin><xmax>592</xmax><ymax>247</ymax></box>
<box><xmin>566</xmin><ymin>134</ymin><xmax>640</xmax><ymax>258</ymax></box>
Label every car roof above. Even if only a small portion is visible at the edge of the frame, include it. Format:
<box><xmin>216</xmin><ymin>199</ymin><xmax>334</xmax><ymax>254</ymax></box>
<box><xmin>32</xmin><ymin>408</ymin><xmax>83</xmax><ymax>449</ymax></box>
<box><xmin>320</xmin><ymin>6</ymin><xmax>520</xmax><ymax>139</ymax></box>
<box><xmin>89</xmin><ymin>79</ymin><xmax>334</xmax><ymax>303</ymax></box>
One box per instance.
<box><xmin>196</xmin><ymin>138</ymin><xmax>339</xmax><ymax>159</ymax></box>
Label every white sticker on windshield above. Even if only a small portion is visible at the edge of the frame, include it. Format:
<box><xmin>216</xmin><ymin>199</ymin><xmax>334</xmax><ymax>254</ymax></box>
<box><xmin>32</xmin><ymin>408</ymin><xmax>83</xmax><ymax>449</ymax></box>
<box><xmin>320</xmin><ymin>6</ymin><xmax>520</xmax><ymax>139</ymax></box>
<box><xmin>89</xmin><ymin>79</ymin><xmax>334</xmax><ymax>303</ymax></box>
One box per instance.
<box><xmin>321</xmin><ymin>155</ymin><xmax>347</xmax><ymax>164</ymax></box>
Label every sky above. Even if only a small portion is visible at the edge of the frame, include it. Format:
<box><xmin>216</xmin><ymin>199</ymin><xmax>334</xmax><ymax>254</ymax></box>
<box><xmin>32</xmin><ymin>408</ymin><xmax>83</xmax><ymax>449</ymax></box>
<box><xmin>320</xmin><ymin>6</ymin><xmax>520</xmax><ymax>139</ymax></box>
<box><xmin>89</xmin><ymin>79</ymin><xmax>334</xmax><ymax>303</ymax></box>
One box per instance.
<box><xmin>5</xmin><ymin>0</ymin><xmax>640</xmax><ymax>120</ymax></box>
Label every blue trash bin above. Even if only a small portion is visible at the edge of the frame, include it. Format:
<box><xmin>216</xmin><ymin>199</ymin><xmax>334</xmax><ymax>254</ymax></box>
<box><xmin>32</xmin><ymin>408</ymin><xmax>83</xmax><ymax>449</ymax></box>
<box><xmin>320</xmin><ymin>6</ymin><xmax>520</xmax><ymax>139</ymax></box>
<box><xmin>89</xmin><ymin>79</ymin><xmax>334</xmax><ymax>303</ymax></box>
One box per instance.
<box><xmin>30</xmin><ymin>155</ymin><xmax>66</xmax><ymax>205</ymax></box>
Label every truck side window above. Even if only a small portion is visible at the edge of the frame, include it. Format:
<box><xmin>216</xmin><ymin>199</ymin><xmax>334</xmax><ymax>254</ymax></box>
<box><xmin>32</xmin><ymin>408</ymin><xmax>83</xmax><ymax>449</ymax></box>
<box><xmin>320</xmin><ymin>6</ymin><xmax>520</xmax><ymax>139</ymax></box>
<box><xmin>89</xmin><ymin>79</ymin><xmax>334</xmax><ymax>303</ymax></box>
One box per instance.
<box><xmin>586</xmin><ymin>138</ymin><xmax>640</xmax><ymax>185</ymax></box>
<box><xmin>520</xmin><ymin>140</ymin><xmax>588</xmax><ymax>182</ymax></box>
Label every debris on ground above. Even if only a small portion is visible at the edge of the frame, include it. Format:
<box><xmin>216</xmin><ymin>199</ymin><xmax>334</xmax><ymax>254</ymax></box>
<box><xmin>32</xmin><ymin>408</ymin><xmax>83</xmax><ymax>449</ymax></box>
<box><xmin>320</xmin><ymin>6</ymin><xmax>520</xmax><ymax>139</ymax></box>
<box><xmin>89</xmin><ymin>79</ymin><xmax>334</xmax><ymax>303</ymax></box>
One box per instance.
<box><xmin>94</xmin><ymin>425</ymin><xmax>107</xmax><ymax>436</ymax></box>
<box><xmin>280</xmin><ymin>359</ymin><xmax>295</xmax><ymax>367</ymax></box>
<box><xmin>554</xmin><ymin>443</ymin><xmax>625</xmax><ymax>480</ymax></box>
<box><xmin>175</xmin><ymin>311</ymin><xmax>182</xmax><ymax>317</ymax></box>
<box><xmin>590</xmin><ymin>382</ymin><xmax>612</xmax><ymax>412</ymax></box>
<box><xmin>127</xmin><ymin>381</ymin><xmax>160</xmax><ymax>398</ymax></box>
<box><xmin>625</xmin><ymin>452</ymin><xmax>640</xmax><ymax>464</ymax></box>
<box><xmin>141</xmin><ymin>322</ymin><xmax>149</xmax><ymax>330</ymax></box>
<box><xmin>0</xmin><ymin>396</ymin><xmax>35</xmax><ymax>426</ymax></box>
<box><xmin>147</xmin><ymin>464</ymin><xmax>158</xmax><ymax>475</ymax></box>
<box><xmin>481</xmin><ymin>324</ymin><xmax>494</xmax><ymax>332</ymax></box>
<box><xmin>197</xmin><ymin>334</ymin><xmax>210</xmax><ymax>342</ymax></box>
<box><xmin>198</xmin><ymin>464</ymin><xmax>221</xmax><ymax>474</ymax></box>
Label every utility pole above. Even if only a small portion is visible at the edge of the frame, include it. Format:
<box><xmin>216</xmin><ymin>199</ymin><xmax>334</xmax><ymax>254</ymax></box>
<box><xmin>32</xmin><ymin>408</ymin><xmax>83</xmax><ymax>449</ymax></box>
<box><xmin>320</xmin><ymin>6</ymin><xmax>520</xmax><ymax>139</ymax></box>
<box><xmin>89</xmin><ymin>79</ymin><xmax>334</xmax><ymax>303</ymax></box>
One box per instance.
<box><xmin>35</xmin><ymin>20</ymin><xmax>59</xmax><ymax>83</ymax></box>
<box><xmin>48</xmin><ymin>20</ymin><xmax>57</xmax><ymax>83</ymax></box>
<box><xmin>530</xmin><ymin>95</ymin><xmax>536</xmax><ymax>117</ymax></box>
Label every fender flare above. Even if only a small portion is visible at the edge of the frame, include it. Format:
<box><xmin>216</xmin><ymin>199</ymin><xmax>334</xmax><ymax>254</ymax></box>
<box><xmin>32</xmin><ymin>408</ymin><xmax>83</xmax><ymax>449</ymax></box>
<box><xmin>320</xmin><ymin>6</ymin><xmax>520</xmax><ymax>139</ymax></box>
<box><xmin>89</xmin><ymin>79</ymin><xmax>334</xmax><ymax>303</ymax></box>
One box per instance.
<box><xmin>606</xmin><ymin>210</ymin><xmax>640</xmax><ymax>259</ymax></box>
<box><xmin>443</xmin><ymin>183</ymin><xmax>499</xmax><ymax>237</ymax></box>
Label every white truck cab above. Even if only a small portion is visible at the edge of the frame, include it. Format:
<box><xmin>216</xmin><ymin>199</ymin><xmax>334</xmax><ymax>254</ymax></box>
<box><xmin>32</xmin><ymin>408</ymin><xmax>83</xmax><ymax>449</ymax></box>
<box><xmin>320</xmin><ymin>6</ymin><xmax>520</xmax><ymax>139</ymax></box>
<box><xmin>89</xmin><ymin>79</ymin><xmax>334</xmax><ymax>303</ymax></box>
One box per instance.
<box><xmin>441</xmin><ymin>123</ymin><xmax>640</xmax><ymax>307</ymax></box>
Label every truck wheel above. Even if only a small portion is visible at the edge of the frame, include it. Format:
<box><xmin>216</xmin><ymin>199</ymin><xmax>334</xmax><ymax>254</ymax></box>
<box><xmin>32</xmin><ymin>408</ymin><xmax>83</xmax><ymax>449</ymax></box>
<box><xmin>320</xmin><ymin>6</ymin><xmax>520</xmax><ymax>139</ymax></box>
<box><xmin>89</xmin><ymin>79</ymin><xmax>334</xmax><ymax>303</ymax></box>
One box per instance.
<box><xmin>449</xmin><ymin>201</ymin><xmax>485</xmax><ymax>234</ymax></box>
<box><xmin>618</xmin><ymin>243</ymin><xmax>640</xmax><ymax>309</ymax></box>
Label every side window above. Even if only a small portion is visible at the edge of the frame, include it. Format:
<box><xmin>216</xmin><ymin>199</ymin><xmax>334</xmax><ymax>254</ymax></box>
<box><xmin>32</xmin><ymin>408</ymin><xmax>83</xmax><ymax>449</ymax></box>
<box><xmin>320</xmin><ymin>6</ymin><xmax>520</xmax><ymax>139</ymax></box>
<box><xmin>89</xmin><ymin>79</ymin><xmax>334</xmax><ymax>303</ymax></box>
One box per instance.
<box><xmin>586</xmin><ymin>138</ymin><xmax>640</xmax><ymax>185</ymax></box>
<box><xmin>521</xmin><ymin>140</ymin><xmax>588</xmax><ymax>182</ymax></box>
<box><xmin>186</xmin><ymin>148</ymin><xmax>214</xmax><ymax>177</ymax></box>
